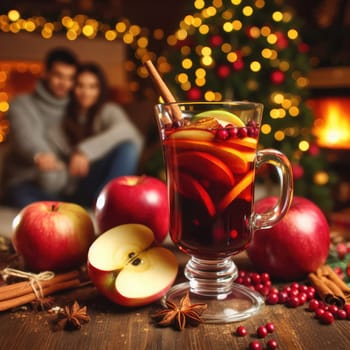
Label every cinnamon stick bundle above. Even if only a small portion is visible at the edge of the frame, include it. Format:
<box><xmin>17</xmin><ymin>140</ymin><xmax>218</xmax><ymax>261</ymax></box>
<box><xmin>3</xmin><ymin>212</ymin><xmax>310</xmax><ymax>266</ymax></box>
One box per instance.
<box><xmin>308</xmin><ymin>265</ymin><xmax>350</xmax><ymax>307</ymax></box>
<box><xmin>0</xmin><ymin>270</ymin><xmax>82</xmax><ymax>311</ymax></box>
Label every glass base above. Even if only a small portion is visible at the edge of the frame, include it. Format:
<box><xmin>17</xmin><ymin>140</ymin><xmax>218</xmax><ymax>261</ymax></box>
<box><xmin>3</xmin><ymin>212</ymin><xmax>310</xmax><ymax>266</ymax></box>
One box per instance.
<box><xmin>161</xmin><ymin>255</ymin><xmax>264</xmax><ymax>323</ymax></box>
<box><xmin>161</xmin><ymin>281</ymin><xmax>264</xmax><ymax>323</ymax></box>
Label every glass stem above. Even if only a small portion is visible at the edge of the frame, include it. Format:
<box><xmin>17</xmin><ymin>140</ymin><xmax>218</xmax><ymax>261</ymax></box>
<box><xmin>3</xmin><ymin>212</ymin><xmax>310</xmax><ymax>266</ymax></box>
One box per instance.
<box><xmin>184</xmin><ymin>257</ymin><xmax>238</xmax><ymax>299</ymax></box>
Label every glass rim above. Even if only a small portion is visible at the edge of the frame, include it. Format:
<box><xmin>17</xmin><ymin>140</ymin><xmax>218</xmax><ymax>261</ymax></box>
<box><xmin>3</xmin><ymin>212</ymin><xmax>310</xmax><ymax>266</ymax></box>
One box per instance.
<box><xmin>155</xmin><ymin>100</ymin><xmax>263</xmax><ymax>109</ymax></box>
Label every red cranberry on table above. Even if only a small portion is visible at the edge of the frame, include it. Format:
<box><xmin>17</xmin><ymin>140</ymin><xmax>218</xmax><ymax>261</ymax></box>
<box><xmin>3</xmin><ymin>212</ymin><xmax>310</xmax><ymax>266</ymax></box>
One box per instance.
<box><xmin>249</xmin><ymin>340</ymin><xmax>262</xmax><ymax>350</ymax></box>
<box><xmin>286</xmin><ymin>296</ymin><xmax>300</xmax><ymax>308</ymax></box>
<box><xmin>320</xmin><ymin>311</ymin><xmax>335</xmax><ymax>324</ymax></box>
<box><xmin>257</xmin><ymin>325</ymin><xmax>268</xmax><ymax>338</ymax></box>
<box><xmin>337</xmin><ymin>309</ymin><xmax>347</xmax><ymax>320</ymax></box>
<box><xmin>266</xmin><ymin>339</ymin><xmax>278</xmax><ymax>350</ymax></box>
<box><xmin>265</xmin><ymin>322</ymin><xmax>275</xmax><ymax>333</ymax></box>
<box><xmin>288</xmin><ymin>288</ymin><xmax>299</xmax><ymax>297</ymax></box>
<box><xmin>236</xmin><ymin>325</ymin><xmax>248</xmax><ymax>336</ymax></box>
<box><xmin>328</xmin><ymin>305</ymin><xmax>339</xmax><ymax>316</ymax></box>
<box><xmin>298</xmin><ymin>293</ymin><xmax>307</xmax><ymax>305</ymax></box>
<box><xmin>308</xmin><ymin>299</ymin><xmax>320</xmax><ymax>312</ymax></box>
<box><xmin>266</xmin><ymin>293</ymin><xmax>279</xmax><ymax>305</ymax></box>
<box><xmin>315</xmin><ymin>308</ymin><xmax>325</xmax><ymax>319</ymax></box>
<box><xmin>344</xmin><ymin>304</ymin><xmax>350</xmax><ymax>319</ymax></box>
<box><xmin>250</xmin><ymin>273</ymin><xmax>261</xmax><ymax>285</ymax></box>
<box><xmin>278</xmin><ymin>291</ymin><xmax>288</xmax><ymax>304</ymax></box>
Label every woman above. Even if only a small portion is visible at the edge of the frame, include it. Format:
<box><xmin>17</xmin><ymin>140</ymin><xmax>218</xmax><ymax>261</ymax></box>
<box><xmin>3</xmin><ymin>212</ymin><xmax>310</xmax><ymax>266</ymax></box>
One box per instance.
<box><xmin>59</xmin><ymin>63</ymin><xmax>144</xmax><ymax>206</ymax></box>
<box><xmin>7</xmin><ymin>63</ymin><xmax>143</xmax><ymax>208</ymax></box>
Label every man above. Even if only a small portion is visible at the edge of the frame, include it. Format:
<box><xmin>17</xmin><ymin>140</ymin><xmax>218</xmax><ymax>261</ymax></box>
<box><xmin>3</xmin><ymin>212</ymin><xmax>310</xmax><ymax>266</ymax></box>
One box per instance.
<box><xmin>5</xmin><ymin>48</ymin><xmax>79</xmax><ymax>207</ymax></box>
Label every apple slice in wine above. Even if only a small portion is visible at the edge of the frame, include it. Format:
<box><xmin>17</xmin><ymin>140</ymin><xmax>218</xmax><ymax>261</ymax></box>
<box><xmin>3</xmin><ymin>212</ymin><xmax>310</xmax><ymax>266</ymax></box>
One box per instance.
<box><xmin>177</xmin><ymin>151</ymin><xmax>235</xmax><ymax>188</ymax></box>
<box><xmin>169</xmin><ymin>129</ymin><xmax>215</xmax><ymax>141</ymax></box>
<box><xmin>174</xmin><ymin>172</ymin><xmax>216</xmax><ymax>216</ymax></box>
<box><xmin>192</xmin><ymin>110</ymin><xmax>245</xmax><ymax>127</ymax></box>
<box><xmin>87</xmin><ymin>224</ymin><xmax>178</xmax><ymax>307</ymax></box>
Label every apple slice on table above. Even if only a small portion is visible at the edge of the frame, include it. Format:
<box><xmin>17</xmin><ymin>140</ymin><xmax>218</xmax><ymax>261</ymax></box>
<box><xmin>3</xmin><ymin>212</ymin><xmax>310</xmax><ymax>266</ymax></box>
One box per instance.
<box><xmin>192</xmin><ymin>110</ymin><xmax>245</xmax><ymax>127</ymax></box>
<box><xmin>177</xmin><ymin>151</ymin><xmax>235</xmax><ymax>188</ymax></box>
<box><xmin>87</xmin><ymin>224</ymin><xmax>178</xmax><ymax>307</ymax></box>
<box><xmin>174</xmin><ymin>172</ymin><xmax>216</xmax><ymax>216</ymax></box>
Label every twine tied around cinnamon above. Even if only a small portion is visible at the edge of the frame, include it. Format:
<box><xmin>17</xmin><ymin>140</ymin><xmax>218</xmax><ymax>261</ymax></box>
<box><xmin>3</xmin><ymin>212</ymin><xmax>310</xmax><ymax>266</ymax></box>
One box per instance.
<box><xmin>0</xmin><ymin>267</ymin><xmax>55</xmax><ymax>301</ymax></box>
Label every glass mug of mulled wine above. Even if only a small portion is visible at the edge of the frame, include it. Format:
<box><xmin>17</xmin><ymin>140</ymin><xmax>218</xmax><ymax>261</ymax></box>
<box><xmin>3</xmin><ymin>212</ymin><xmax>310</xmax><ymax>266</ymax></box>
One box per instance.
<box><xmin>154</xmin><ymin>101</ymin><xmax>293</xmax><ymax>323</ymax></box>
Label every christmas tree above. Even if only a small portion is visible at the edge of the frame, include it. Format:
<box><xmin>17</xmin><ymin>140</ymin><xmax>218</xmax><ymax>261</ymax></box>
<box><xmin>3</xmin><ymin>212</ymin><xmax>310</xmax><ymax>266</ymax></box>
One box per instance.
<box><xmin>159</xmin><ymin>0</ymin><xmax>334</xmax><ymax>213</ymax></box>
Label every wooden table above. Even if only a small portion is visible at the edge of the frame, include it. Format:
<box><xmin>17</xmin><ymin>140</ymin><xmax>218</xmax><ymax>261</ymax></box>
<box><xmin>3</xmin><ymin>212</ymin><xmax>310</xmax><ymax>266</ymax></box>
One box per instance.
<box><xmin>0</xmin><ymin>250</ymin><xmax>350</xmax><ymax>350</ymax></box>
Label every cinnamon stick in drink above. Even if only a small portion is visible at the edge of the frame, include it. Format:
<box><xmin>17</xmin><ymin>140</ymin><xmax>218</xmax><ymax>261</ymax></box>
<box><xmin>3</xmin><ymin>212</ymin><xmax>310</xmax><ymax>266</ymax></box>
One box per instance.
<box><xmin>144</xmin><ymin>60</ymin><xmax>183</xmax><ymax>122</ymax></box>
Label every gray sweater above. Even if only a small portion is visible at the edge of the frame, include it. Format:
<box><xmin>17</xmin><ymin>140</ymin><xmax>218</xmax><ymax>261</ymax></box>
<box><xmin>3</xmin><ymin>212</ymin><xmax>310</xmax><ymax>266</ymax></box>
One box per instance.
<box><xmin>5</xmin><ymin>81</ymin><xmax>143</xmax><ymax>190</ymax></box>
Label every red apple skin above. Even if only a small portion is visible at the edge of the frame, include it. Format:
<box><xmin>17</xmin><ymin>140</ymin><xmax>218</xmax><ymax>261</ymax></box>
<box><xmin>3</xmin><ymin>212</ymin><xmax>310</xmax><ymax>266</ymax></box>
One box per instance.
<box><xmin>95</xmin><ymin>176</ymin><xmax>169</xmax><ymax>243</ymax></box>
<box><xmin>87</xmin><ymin>262</ymin><xmax>175</xmax><ymax>307</ymax></box>
<box><xmin>247</xmin><ymin>196</ymin><xmax>330</xmax><ymax>281</ymax></box>
<box><xmin>12</xmin><ymin>202</ymin><xmax>95</xmax><ymax>272</ymax></box>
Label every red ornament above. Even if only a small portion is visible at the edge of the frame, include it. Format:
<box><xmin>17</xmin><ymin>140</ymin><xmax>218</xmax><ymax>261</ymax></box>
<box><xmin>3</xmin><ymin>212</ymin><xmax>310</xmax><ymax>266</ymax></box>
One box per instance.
<box><xmin>270</xmin><ymin>70</ymin><xmax>285</xmax><ymax>84</ymax></box>
<box><xmin>187</xmin><ymin>87</ymin><xmax>202</xmax><ymax>101</ymax></box>
<box><xmin>275</xmin><ymin>32</ymin><xmax>288</xmax><ymax>50</ymax></box>
<box><xmin>298</xmin><ymin>42</ymin><xmax>310</xmax><ymax>53</ymax></box>
<box><xmin>210</xmin><ymin>35</ymin><xmax>223</xmax><ymax>47</ymax></box>
<box><xmin>308</xmin><ymin>143</ymin><xmax>320</xmax><ymax>156</ymax></box>
<box><xmin>292</xmin><ymin>163</ymin><xmax>304</xmax><ymax>180</ymax></box>
<box><xmin>233</xmin><ymin>59</ymin><xmax>244</xmax><ymax>71</ymax></box>
<box><xmin>217</xmin><ymin>64</ymin><xmax>231</xmax><ymax>78</ymax></box>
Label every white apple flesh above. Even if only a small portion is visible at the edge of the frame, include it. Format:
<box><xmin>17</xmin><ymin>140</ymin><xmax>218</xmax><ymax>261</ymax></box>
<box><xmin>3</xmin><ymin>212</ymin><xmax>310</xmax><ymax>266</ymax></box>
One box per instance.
<box><xmin>87</xmin><ymin>224</ymin><xmax>178</xmax><ymax>307</ymax></box>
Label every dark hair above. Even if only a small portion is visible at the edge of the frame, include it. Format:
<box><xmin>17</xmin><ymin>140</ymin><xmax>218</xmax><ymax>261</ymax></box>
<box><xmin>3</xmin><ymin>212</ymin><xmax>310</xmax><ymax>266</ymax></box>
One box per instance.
<box><xmin>45</xmin><ymin>47</ymin><xmax>79</xmax><ymax>71</ymax></box>
<box><xmin>62</xmin><ymin>63</ymin><xmax>109</xmax><ymax>146</ymax></box>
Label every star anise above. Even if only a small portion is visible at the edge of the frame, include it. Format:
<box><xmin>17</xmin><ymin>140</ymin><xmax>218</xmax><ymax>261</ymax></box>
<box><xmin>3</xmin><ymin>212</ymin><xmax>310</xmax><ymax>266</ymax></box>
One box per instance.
<box><xmin>152</xmin><ymin>292</ymin><xmax>207</xmax><ymax>331</ymax></box>
<box><xmin>53</xmin><ymin>301</ymin><xmax>90</xmax><ymax>331</ymax></box>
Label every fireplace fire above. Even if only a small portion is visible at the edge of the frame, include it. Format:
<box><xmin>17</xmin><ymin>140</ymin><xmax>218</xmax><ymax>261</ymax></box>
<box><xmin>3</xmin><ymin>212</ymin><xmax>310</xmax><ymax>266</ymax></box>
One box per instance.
<box><xmin>309</xmin><ymin>96</ymin><xmax>350</xmax><ymax>210</ymax></box>
<box><xmin>310</xmin><ymin>97</ymin><xmax>350</xmax><ymax>150</ymax></box>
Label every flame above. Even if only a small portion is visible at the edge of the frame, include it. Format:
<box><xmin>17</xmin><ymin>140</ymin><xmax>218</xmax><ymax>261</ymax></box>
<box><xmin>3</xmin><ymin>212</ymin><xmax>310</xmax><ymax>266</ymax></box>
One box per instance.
<box><xmin>311</xmin><ymin>98</ymin><xmax>350</xmax><ymax>149</ymax></box>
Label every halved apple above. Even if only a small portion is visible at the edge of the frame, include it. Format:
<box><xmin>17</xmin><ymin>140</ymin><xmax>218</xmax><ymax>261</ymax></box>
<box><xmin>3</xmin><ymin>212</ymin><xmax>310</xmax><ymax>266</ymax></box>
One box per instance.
<box><xmin>87</xmin><ymin>224</ymin><xmax>178</xmax><ymax>307</ymax></box>
<box><xmin>192</xmin><ymin>109</ymin><xmax>245</xmax><ymax>127</ymax></box>
<box><xmin>164</xmin><ymin>139</ymin><xmax>254</xmax><ymax>174</ymax></box>
<box><xmin>169</xmin><ymin>128</ymin><xmax>215</xmax><ymax>141</ymax></box>
<box><xmin>218</xmin><ymin>171</ymin><xmax>255</xmax><ymax>211</ymax></box>
<box><xmin>174</xmin><ymin>172</ymin><xmax>216</xmax><ymax>216</ymax></box>
<box><xmin>177</xmin><ymin>151</ymin><xmax>235</xmax><ymax>187</ymax></box>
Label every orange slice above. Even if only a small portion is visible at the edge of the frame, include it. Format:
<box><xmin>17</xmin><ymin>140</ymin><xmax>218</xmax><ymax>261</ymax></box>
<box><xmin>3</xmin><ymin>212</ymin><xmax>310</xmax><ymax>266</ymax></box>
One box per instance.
<box><xmin>177</xmin><ymin>151</ymin><xmax>235</xmax><ymax>187</ymax></box>
<box><xmin>218</xmin><ymin>171</ymin><xmax>255</xmax><ymax>211</ymax></box>
<box><xmin>174</xmin><ymin>172</ymin><xmax>216</xmax><ymax>216</ymax></box>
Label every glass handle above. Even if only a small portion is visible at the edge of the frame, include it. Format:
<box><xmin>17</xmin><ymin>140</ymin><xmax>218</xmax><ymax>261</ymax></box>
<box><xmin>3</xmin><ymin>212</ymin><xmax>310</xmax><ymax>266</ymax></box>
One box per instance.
<box><xmin>251</xmin><ymin>149</ymin><xmax>293</xmax><ymax>230</ymax></box>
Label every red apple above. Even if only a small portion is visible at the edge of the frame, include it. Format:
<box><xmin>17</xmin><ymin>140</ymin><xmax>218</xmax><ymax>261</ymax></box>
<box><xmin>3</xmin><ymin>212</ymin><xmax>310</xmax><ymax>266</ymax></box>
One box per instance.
<box><xmin>247</xmin><ymin>196</ymin><xmax>330</xmax><ymax>281</ymax></box>
<box><xmin>12</xmin><ymin>201</ymin><xmax>95</xmax><ymax>272</ymax></box>
<box><xmin>95</xmin><ymin>176</ymin><xmax>169</xmax><ymax>243</ymax></box>
<box><xmin>87</xmin><ymin>224</ymin><xmax>178</xmax><ymax>307</ymax></box>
